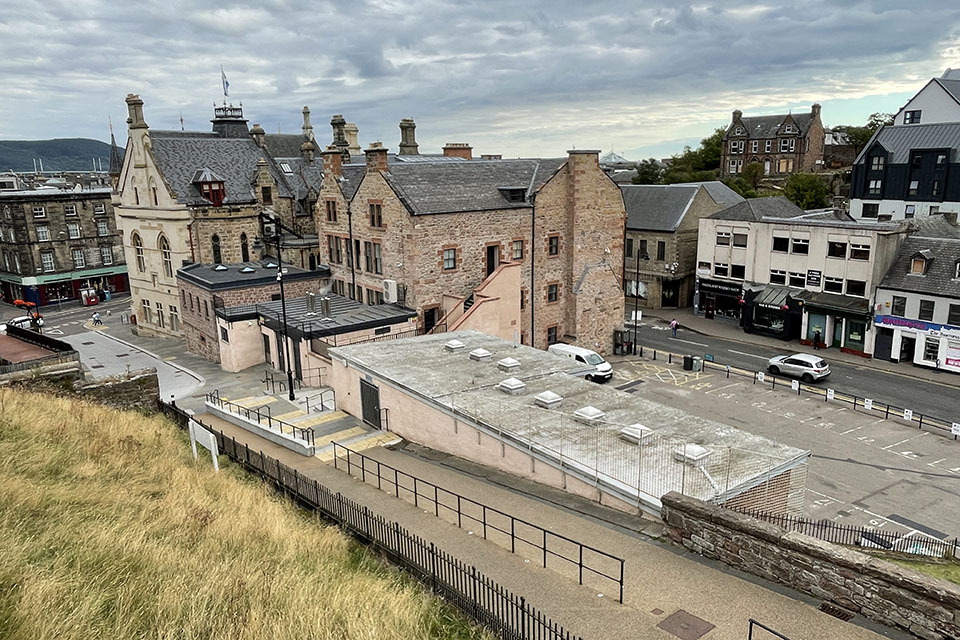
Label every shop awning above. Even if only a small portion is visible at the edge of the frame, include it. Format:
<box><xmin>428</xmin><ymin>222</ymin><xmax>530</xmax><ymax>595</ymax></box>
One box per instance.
<box><xmin>750</xmin><ymin>284</ymin><xmax>794</xmax><ymax>310</ymax></box>
<box><xmin>795</xmin><ymin>290</ymin><xmax>871</xmax><ymax>320</ymax></box>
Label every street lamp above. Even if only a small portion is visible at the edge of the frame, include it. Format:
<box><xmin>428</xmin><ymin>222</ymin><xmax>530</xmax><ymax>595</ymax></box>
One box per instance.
<box><xmin>253</xmin><ymin>211</ymin><xmax>298</xmax><ymax>402</ymax></box>
<box><xmin>632</xmin><ymin>250</ymin><xmax>650</xmax><ymax>355</ymax></box>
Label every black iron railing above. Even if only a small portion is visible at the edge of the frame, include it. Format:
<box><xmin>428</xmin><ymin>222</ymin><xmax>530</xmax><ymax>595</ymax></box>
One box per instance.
<box><xmin>748</xmin><ymin>619</ymin><xmax>792</xmax><ymax>639</ymax></box>
<box><xmin>157</xmin><ymin>400</ymin><xmax>581</xmax><ymax>640</ymax></box>
<box><xmin>205</xmin><ymin>391</ymin><xmax>315</xmax><ymax>446</ymax></box>
<box><xmin>332</xmin><ymin>442</ymin><xmax>626</xmax><ymax>603</ymax></box>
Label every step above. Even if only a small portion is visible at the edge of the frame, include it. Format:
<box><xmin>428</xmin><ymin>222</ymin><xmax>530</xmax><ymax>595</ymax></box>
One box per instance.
<box><xmin>315</xmin><ymin>425</ymin><xmax>369</xmax><ymax>449</ymax></box>
<box><xmin>274</xmin><ymin>409</ymin><xmax>307</xmax><ymax>421</ymax></box>
<box><xmin>292</xmin><ymin>410</ymin><xmax>348</xmax><ymax>428</ymax></box>
<box><xmin>230</xmin><ymin>395</ymin><xmax>278</xmax><ymax>409</ymax></box>
<box><xmin>316</xmin><ymin>431</ymin><xmax>396</xmax><ymax>462</ymax></box>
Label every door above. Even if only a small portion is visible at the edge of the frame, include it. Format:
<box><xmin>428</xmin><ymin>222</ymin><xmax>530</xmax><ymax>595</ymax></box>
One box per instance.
<box><xmin>660</xmin><ymin>279</ymin><xmax>679</xmax><ymax>308</ymax></box>
<box><xmin>485</xmin><ymin>245</ymin><xmax>499</xmax><ymax>278</ymax></box>
<box><xmin>423</xmin><ymin>307</ymin><xmax>438</xmax><ymax>333</ymax></box>
<box><xmin>262</xmin><ymin>334</ymin><xmax>271</xmax><ymax>365</ymax></box>
<box><xmin>874</xmin><ymin>327</ymin><xmax>893</xmax><ymax>361</ymax></box>
<box><xmin>900</xmin><ymin>335</ymin><xmax>916</xmax><ymax>362</ymax></box>
<box><xmin>832</xmin><ymin>318</ymin><xmax>843</xmax><ymax>348</ymax></box>
<box><xmin>292</xmin><ymin>337</ymin><xmax>302</xmax><ymax>381</ymax></box>
<box><xmin>763</xmin><ymin>160</ymin><xmax>771</xmax><ymax>176</ymax></box>
<box><xmin>359</xmin><ymin>379</ymin><xmax>382</xmax><ymax>429</ymax></box>
<box><xmin>276</xmin><ymin>334</ymin><xmax>285</xmax><ymax>371</ymax></box>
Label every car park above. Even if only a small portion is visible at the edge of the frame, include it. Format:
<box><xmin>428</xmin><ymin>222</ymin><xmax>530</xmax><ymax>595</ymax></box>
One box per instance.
<box><xmin>767</xmin><ymin>353</ymin><xmax>830</xmax><ymax>383</ymax></box>
<box><xmin>547</xmin><ymin>343</ymin><xmax>613</xmax><ymax>382</ymax></box>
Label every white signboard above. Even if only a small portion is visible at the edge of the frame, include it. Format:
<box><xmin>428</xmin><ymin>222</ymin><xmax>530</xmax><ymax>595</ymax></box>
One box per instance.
<box><xmin>756</xmin><ymin>371</ymin><xmax>765</xmax><ymax>383</ymax></box>
<box><xmin>791</xmin><ymin>380</ymin><xmax>799</xmax><ymax>391</ymax></box>
<box><xmin>189</xmin><ymin>419</ymin><xmax>220</xmax><ymax>472</ymax></box>
<box><xmin>826</xmin><ymin>388</ymin><xmax>835</xmax><ymax>401</ymax></box>
<box><xmin>952</xmin><ymin>423</ymin><xmax>960</xmax><ymax>436</ymax></box>
<box><xmin>864</xmin><ymin>398</ymin><xmax>873</xmax><ymax>411</ymax></box>
<box><xmin>903</xmin><ymin>409</ymin><xmax>913</xmax><ymax>421</ymax></box>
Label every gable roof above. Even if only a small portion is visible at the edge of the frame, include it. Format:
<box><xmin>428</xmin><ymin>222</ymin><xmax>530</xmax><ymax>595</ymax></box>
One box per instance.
<box><xmin>855</xmin><ymin>122</ymin><xmax>960</xmax><ymax>165</ymax></box>
<box><xmin>262</xmin><ymin>133</ymin><xmax>310</xmax><ymax>158</ymax></box>
<box><xmin>671</xmin><ymin>181</ymin><xmax>745</xmax><ymax>207</ymax></box>
<box><xmin>730</xmin><ymin>112</ymin><xmax>814</xmax><ymax>139</ymax></box>
<box><xmin>880</xmin><ymin>236</ymin><xmax>960</xmax><ymax>300</ymax></box>
<box><xmin>380</xmin><ymin>158</ymin><xmax>566</xmax><ymax>215</ymax></box>
<box><xmin>934</xmin><ymin>77</ymin><xmax>960</xmax><ymax>105</ymax></box>
<box><xmin>709</xmin><ymin>196</ymin><xmax>807</xmax><ymax>221</ymax></box>
<box><xmin>621</xmin><ymin>184</ymin><xmax>697</xmax><ymax>231</ymax></box>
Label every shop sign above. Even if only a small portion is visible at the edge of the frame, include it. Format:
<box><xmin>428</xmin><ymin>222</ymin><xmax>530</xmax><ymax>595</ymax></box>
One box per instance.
<box><xmin>946</xmin><ymin>340</ymin><xmax>960</xmax><ymax>368</ymax></box>
<box><xmin>877</xmin><ymin>315</ymin><xmax>960</xmax><ymax>333</ymax></box>
<box><xmin>699</xmin><ymin>279</ymin><xmax>742</xmax><ymax>296</ymax></box>
<box><xmin>806</xmin><ymin>270</ymin><xmax>822</xmax><ymax>287</ymax></box>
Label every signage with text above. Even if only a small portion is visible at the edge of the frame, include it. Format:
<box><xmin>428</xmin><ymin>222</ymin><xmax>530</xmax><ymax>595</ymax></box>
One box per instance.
<box><xmin>806</xmin><ymin>270</ymin><xmax>822</xmax><ymax>287</ymax></box>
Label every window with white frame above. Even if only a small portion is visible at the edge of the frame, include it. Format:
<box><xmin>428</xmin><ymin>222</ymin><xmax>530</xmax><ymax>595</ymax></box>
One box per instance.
<box><xmin>12</xmin><ymin>253</ymin><xmax>19</xmax><ymax>273</ymax></box>
<box><xmin>72</xmin><ymin>248</ymin><xmax>85</xmax><ymax>268</ymax></box>
<box><xmin>788</xmin><ymin>272</ymin><xmax>805</xmax><ymax>287</ymax></box>
<box><xmin>96</xmin><ymin>220</ymin><xmax>109</xmax><ymax>236</ymax></box>
<box><xmin>791</xmin><ymin>238</ymin><xmax>809</xmax><ymax>254</ymax></box>
<box><xmin>845</xmin><ymin>279</ymin><xmax>866</xmax><ymax>297</ymax></box>
<box><xmin>40</xmin><ymin>251</ymin><xmax>55</xmax><ymax>272</ymax></box>
<box><xmin>93</xmin><ymin>203</ymin><xmax>106</xmax><ymax>214</ymax></box>
<box><xmin>714</xmin><ymin>262</ymin><xmax>729</xmax><ymax>277</ymax></box>
<box><xmin>868</xmin><ymin>180</ymin><xmax>882</xmax><ymax>196</ymax></box>
<box><xmin>716</xmin><ymin>231</ymin><xmax>731</xmax><ymax>246</ymax></box>
<box><xmin>904</xmin><ymin>110</ymin><xmax>921</xmax><ymax>124</ymax></box>
<box><xmin>780</xmin><ymin>138</ymin><xmax>790</xmax><ymax>152</ymax></box>
<box><xmin>849</xmin><ymin>243</ymin><xmax>870</xmax><ymax>261</ymax></box>
<box><xmin>908</xmin><ymin>180</ymin><xmax>919</xmax><ymax>196</ymax></box>
<box><xmin>730</xmin><ymin>264</ymin><xmax>745</xmax><ymax>279</ymax></box>
<box><xmin>32</xmin><ymin>206</ymin><xmax>45</xmax><ymax>218</ymax></box>
<box><xmin>769</xmin><ymin>269</ymin><xmax>786</xmax><ymax>284</ymax></box>
<box><xmin>512</xmin><ymin>239</ymin><xmax>523</xmax><ymax>260</ymax></box>
<box><xmin>36</xmin><ymin>225</ymin><xmax>49</xmax><ymax>241</ymax></box>
<box><xmin>905</xmin><ymin>204</ymin><xmax>916</xmax><ymax>218</ymax></box>
<box><xmin>67</xmin><ymin>222</ymin><xmax>80</xmax><ymax>239</ymax></box>
<box><xmin>871</xmin><ymin>156</ymin><xmax>884</xmax><ymax>171</ymax></box>
<box><xmin>64</xmin><ymin>204</ymin><xmax>77</xmax><ymax>216</ymax></box>
<box><xmin>443</xmin><ymin>248</ymin><xmax>456</xmax><ymax>270</ymax></box>
<box><xmin>765</xmin><ymin>140</ymin><xmax>772</xmax><ymax>152</ymax></box>
<box><xmin>155</xmin><ymin>302</ymin><xmax>165</xmax><ymax>329</ymax></box>
<box><xmin>728</xmin><ymin>160</ymin><xmax>738</xmax><ymax>173</ymax></box>
<box><xmin>100</xmin><ymin>246</ymin><xmax>113</xmax><ymax>265</ymax></box>
<box><xmin>169</xmin><ymin>305</ymin><xmax>180</xmax><ymax>331</ymax></box>
<box><xmin>823</xmin><ymin>277</ymin><xmax>843</xmax><ymax>293</ymax></box>
<box><xmin>141</xmin><ymin>299</ymin><xmax>152</xmax><ymax>324</ymax></box>
<box><xmin>751</xmin><ymin>140</ymin><xmax>758</xmax><ymax>153</ymax></box>
<box><xmin>733</xmin><ymin>233</ymin><xmax>748</xmax><ymax>248</ymax></box>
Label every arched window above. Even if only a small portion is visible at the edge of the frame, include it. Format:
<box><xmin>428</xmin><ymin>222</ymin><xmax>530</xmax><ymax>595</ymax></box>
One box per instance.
<box><xmin>159</xmin><ymin>235</ymin><xmax>172</xmax><ymax>277</ymax></box>
<box><xmin>240</xmin><ymin>232</ymin><xmax>250</xmax><ymax>262</ymax></box>
<box><xmin>211</xmin><ymin>234</ymin><xmax>222</xmax><ymax>264</ymax></box>
<box><xmin>132</xmin><ymin>232</ymin><xmax>145</xmax><ymax>272</ymax></box>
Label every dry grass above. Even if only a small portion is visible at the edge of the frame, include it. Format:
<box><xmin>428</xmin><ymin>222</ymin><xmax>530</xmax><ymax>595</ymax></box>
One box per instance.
<box><xmin>0</xmin><ymin>389</ymin><xmax>490</xmax><ymax>640</ymax></box>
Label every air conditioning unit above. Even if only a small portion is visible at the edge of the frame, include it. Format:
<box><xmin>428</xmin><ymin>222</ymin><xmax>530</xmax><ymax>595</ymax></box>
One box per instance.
<box><xmin>383</xmin><ymin>279</ymin><xmax>399</xmax><ymax>303</ymax></box>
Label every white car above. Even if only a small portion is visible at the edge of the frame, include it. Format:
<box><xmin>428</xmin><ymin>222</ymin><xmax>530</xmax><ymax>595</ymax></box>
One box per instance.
<box><xmin>0</xmin><ymin>315</ymin><xmax>35</xmax><ymax>332</ymax></box>
<box><xmin>547</xmin><ymin>343</ymin><xmax>613</xmax><ymax>382</ymax></box>
<box><xmin>767</xmin><ymin>353</ymin><xmax>831</xmax><ymax>383</ymax></box>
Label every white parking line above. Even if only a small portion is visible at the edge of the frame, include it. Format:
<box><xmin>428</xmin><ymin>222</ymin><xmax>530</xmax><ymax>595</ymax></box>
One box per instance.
<box><xmin>728</xmin><ymin>349</ymin><xmax>768</xmax><ymax>360</ymax></box>
<box><xmin>668</xmin><ymin>337</ymin><xmax>709</xmax><ymax>347</ymax></box>
<box><xmin>840</xmin><ymin>426</ymin><xmax>863</xmax><ymax>435</ymax></box>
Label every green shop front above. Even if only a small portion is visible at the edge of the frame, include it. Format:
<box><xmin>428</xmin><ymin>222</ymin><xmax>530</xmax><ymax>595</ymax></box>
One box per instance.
<box><xmin>795</xmin><ymin>291</ymin><xmax>873</xmax><ymax>356</ymax></box>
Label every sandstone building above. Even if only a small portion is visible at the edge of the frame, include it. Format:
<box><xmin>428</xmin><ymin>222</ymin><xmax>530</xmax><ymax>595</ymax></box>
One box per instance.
<box><xmin>315</xmin><ymin>129</ymin><xmax>625</xmax><ymax>354</ymax></box>
<box><xmin>720</xmin><ymin>104</ymin><xmax>825</xmax><ymax>179</ymax></box>
<box><xmin>113</xmin><ymin>94</ymin><xmax>326</xmax><ymax>338</ymax></box>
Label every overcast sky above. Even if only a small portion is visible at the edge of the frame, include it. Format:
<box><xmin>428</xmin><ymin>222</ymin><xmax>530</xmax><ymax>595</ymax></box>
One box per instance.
<box><xmin>2</xmin><ymin>1</ymin><xmax>959</xmax><ymax>160</ymax></box>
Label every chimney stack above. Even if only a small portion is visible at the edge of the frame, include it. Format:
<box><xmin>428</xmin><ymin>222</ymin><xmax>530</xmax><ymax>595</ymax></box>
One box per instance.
<box><xmin>125</xmin><ymin>94</ymin><xmax>148</xmax><ymax>129</ymax></box>
<box><xmin>443</xmin><ymin>143</ymin><xmax>472</xmax><ymax>160</ymax></box>
<box><xmin>365</xmin><ymin>142</ymin><xmax>389</xmax><ymax>172</ymax></box>
<box><xmin>344</xmin><ymin>123</ymin><xmax>362</xmax><ymax>157</ymax></box>
<box><xmin>399</xmin><ymin>118</ymin><xmax>419</xmax><ymax>155</ymax></box>
<box><xmin>732</xmin><ymin>109</ymin><xmax>742</xmax><ymax>122</ymax></box>
<box><xmin>811</xmin><ymin>103</ymin><xmax>822</xmax><ymax>120</ymax></box>
<box><xmin>322</xmin><ymin>145</ymin><xmax>342</xmax><ymax>177</ymax></box>
<box><xmin>302</xmin><ymin>106</ymin><xmax>314</xmax><ymax>140</ymax></box>
<box><xmin>301</xmin><ymin>140</ymin><xmax>316</xmax><ymax>162</ymax></box>
<box><xmin>250</xmin><ymin>123</ymin><xmax>266</xmax><ymax>147</ymax></box>
<box><xmin>330</xmin><ymin>114</ymin><xmax>350</xmax><ymax>162</ymax></box>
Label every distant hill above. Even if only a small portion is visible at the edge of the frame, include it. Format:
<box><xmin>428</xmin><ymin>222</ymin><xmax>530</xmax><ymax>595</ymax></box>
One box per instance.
<box><xmin>0</xmin><ymin>138</ymin><xmax>122</xmax><ymax>173</ymax></box>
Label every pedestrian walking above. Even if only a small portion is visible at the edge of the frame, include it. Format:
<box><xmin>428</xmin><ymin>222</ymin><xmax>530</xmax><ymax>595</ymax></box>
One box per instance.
<box><xmin>813</xmin><ymin>330</ymin><xmax>821</xmax><ymax>350</ymax></box>
<box><xmin>92</xmin><ymin>311</ymin><xmax>103</xmax><ymax>326</ymax></box>
<box><xmin>670</xmin><ymin>318</ymin><xmax>678</xmax><ymax>338</ymax></box>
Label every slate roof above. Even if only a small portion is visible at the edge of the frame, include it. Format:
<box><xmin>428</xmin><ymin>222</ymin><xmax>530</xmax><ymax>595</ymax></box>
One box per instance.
<box><xmin>274</xmin><ymin>156</ymin><xmax>324</xmax><ymax>203</ymax></box>
<box><xmin>177</xmin><ymin>260</ymin><xmax>328</xmax><ymax>290</ymax></box>
<box><xmin>255</xmin><ymin>293</ymin><xmax>417</xmax><ymax>338</ymax></box>
<box><xmin>338</xmin><ymin>165</ymin><xmax>367</xmax><ymax>200</ymax></box>
<box><xmin>879</xmin><ymin>236</ymin><xmax>960</xmax><ymax>300</ymax></box>
<box><xmin>621</xmin><ymin>184</ymin><xmax>697</xmax><ymax>231</ymax></box>
<box><xmin>600</xmin><ymin>151</ymin><xmax>632</xmax><ymax>164</ymax></box>
<box><xmin>151</xmin><ymin>131</ymin><xmax>295</xmax><ymax>205</ymax></box>
<box><xmin>263</xmin><ymin>133</ymin><xmax>309</xmax><ymax>158</ymax></box>
<box><xmin>671</xmin><ymin>181</ymin><xmax>745</xmax><ymax>206</ymax></box>
<box><xmin>912</xmin><ymin>213</ymin><xmax>960</xmax><ymax>239</ymax></box>
<box><xmin>934</xmin><ymin>78</ymin><xmax>960</xmax><ymax>105</ymax></box>
<box><xmin>855</xmin><ymin>122</ymin><xmax>960</xmax><ymax>165</ymax></box>
<box><xmin>382</xmin><ymin>158</ymin><xmax>566</xmax><ymax>215</ymax></box>
<box><xmin>730</xmin><ymin>112</ymin><xmax>814</xmax><ymax>139</ymax></box>
<box><xmin>709</xmin><ymin>196</ymin><xmax>807</xmax><ymax>221</ymax></box>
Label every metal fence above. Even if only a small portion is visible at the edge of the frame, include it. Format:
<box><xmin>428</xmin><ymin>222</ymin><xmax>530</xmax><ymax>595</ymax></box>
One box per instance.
<box><xmin>156</xmin><ymin>400</ymin><xmax>581</xmax><ymax>640</ymax></box>
<box><xmin>635</xmin><ymin>345</ymin><xmax>960</xmax><ymax>440</ymax></box>
<box><xmin>0</xmin><ymin>350</ymin><xmax>80</xmax><ymax>374</ymax></box>
<box><xmin>205</xmin><ymin>390</ymin><xmax>315</xmax><ymax>446</ymax></box>
<box><xmin>748</xmin><ymin>619</ymin><xmax>792</xmax><ymax>640</ymax></box>
<box><xmin>332</xmin><ymin>442</ymin><xmax>625</xmax><ymax>603</ymax></box>
<box><xmin>735</xmin><ymin>506</ymin><xmax>959</xmax><ymax>559</ymax></box>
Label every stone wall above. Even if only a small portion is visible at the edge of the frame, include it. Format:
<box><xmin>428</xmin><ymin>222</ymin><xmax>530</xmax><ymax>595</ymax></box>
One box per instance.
<box><xmin>661</xmin><ymin>492</ymin><xmax>960</xmax><ymax>640</ymax></box>
<box><xmin>77</xmin><ymin>368</ymin><xmax>160</xmax><ymax>412</ymax></box>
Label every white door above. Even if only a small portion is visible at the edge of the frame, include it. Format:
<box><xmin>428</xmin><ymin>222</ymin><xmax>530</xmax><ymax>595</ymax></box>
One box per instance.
<box><xmin>763</xmin><ymin>160</ymin><xmax>771</xmax><ymax>176</ymax></box>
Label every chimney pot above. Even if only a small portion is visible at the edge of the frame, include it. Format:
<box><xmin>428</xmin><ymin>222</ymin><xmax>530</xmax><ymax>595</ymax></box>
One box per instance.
<box><xmin>322</xmin><ymin>144</ymin><xmax>343</xmax><ymax>177</ymax></box>
<box><xmin>442</xmin><ymin>143</ymin><xmax>473</xmax><ymax>160</ymax></box>
<box><xmin>125</xmin><ymin>94</ymin><xmax>148</xmax><ymax>129</ymax></box>
<box><xmin>399</xmin><ymin>118</ymin><xmax>419</xmax><ymax>155</ymax></box>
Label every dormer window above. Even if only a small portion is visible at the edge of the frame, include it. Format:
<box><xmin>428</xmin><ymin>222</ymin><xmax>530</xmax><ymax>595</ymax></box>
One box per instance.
<box><xmin>191</xmin><ymin>168</ymin><xmax>226</xmax><ymax>207</ymax></box>
<box><xmin>910</xmin><ymin>250</ymin><xmax>933</xmax><ymax>274</ymax></box>
<box><xmin>955</xmin><ymin>260</ymin><xmax>960</xmax><ymax>279</ymax></box>
<box><xmin>783</xmin><ymin>124</ymin><xmax>794</xmax><ymax>134</ymax></box>
<box><xmin>498</xmin><ymin>187</ymin><xmax>526</xmax><ymax>203</ymax></box>
<box><xmin>870</xmin><ymin>156</ymin><xmax>884</xmax><ymax>171</ymax></box>
<box><xmin>734</xmin><ymin>126</ymin><xmax>743</xmax><ymax>135</ymax></box>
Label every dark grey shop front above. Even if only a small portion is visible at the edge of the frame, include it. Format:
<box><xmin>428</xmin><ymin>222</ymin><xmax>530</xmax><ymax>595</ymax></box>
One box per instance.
<box><xmin>697</xmin><ymin>278</ymin><xmax>743</xmax><ymax>321</ymax></box>
<box><xmin>743</xmin><ymin>284</ymin><xmax>803</xmax><ymax>340</ymax></box>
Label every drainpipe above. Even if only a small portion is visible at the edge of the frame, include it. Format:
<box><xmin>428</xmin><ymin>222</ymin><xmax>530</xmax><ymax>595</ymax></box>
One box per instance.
<box><xmin>529</xmin><ymin>193</ymin><xmax>536</xmax><ymax>346</ymax></box>
<box><xmin>347</xmin><ymin>200</ymin><xmax>356</xmax><ymax>298</ymax></box>
<box><xmin>187</xmin><ymin>222</ymin><xmax>196</xmax><ymax>262</ymax></box>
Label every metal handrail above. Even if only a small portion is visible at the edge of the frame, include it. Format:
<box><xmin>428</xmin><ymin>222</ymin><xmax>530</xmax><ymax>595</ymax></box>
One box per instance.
<box><xmin>205</xmin><ymin>392</ymin><xmax>315</xmax><ymax>446</ymax></box>
<box><xmin>748</xmin><ymin>619</ymin><xmax>792</xmax><ymax>640</ymax></box>
<box><xmin>332</xmin><ymin>441</ymin><xmax>626</xmax><ymax>603</ymax></box>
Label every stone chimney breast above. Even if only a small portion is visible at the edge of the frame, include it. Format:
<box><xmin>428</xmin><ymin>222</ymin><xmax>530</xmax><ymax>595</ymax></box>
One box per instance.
<box><xmin>365</xmin><ymin>142</ymin><xmax>388</xmax><ymax>172</ymax></box>
<box><xmin>443</xmin><ymin>143</ymin><xmax>472</xmax><ymax>160</ymax></box>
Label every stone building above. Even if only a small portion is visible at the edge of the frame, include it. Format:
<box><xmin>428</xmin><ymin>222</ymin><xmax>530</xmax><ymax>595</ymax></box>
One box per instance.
<box><xmin>0</xmin><ymin>187</ymin><xmax>127</xmax><ymax>306</ymax></box>
<box><xmin>113</xmin><ymin>94</ymin><xmax>325</xmax><ymax>338</ymax></box>
<box><xmin>720</xmin><ymin>104</ymin><xmax>825</xmax><ymax>179</ymax></box>
<box><xmin>622</xmin><ymin>182</ymin><xmax>742</xmax><ymax>310</ymax></box>
<box><xmin>176</xmin><ymin>260</ymin><xmax>329</xmax><ymax>363</ymax></box>
<box><xmin>316</xmin><ymin>130</ymin><xmax>625</xmax><ymax>354</ymax></box>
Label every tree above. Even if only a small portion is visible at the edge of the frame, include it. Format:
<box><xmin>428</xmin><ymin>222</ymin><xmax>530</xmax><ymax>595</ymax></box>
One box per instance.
<box><xmin>631</xmin><ymin>158</ymin><xmax>663</xmax><ymax>184</ymax></box>
<box><xmin>661</xmin><ymin>127</ymin><xmax>726</xmax><ymax>184</ymax></box>
<box><xmin>843</xmin><ymin>112</ymin><xmax>894</xmax><ymax>154</ymax></box>
<box><xmin>783</xmin><ymin>173</ymin><xmax>829</xmax><ymax>209</ymax></box>
<box><xmin>741</xmin><ymin>162</ymin><xmax>764</xmax><ymax>189</ymax></box>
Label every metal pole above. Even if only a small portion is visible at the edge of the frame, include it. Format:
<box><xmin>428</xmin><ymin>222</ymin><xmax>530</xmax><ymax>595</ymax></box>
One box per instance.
<box><xmin>632</xmin><ymin>249</ymin><xmax>640</xmax><ymax>355</ymax></box>
<box><xmin>276</xmin><ymin>229</ymin><xmax>296</xmax><ymax>401</ymax></box>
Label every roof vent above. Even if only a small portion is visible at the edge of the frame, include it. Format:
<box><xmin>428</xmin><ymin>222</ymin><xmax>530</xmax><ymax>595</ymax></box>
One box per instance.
<box><xmin>497</xmin><ymin>357</ymin><xmax>520</xmax><ymax>372</ymax></box>
<box><xmin>498</xmin><ymin>377</ymin><xmax>526</xmax><ymax>395</ymax></box>
<box><xmin>213</xmin><ymin>264</ymin><xmax>228</xmax><ymax>271</ymax></box>
<box><xmin>240</xmin><ymin>266</ymin><xmax>256</xmax><ymax>273</ymax></box>
<box><xmin>674</xmin><ymin>444</ymin><xmax>712</xmax><ymax>468</ymax></box>
<box><xmin>444</xmin><ymin>339</ymin><xmax>465</xmax><ymax>352</ymax></box>
<box><xmin>265</xmin><ymin>261</ymin><xmax>278</xmax><ymax>268</ymax></box>
<box><xmin>573</xmin><ymin>406</ymin><xmax>605</xmax><ymax>425</ymax></box>
<box><xmin>619</xmin><ymin>424</ymin><xmax>655</xmax><ymax>445</ymax></box>
<box><xmin>534</xmin><ymin>390</ymin><xmax>563</xmax><ymax>410</ymax></box>
<box><xmin>469</xmin><ymin>348</ymin><xmax>492</xmax><ymax>361</ymax></box>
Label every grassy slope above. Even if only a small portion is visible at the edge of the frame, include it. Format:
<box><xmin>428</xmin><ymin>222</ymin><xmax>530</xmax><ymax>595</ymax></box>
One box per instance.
<box><xmin>890</xmin><ymin>558</ymin><xmax>960</xmax><ymax>586</ymax></box>
<box><xmin>0</xmin><ymin>389</ymin><xmax>488</xmax><ymax>640</ymax></box>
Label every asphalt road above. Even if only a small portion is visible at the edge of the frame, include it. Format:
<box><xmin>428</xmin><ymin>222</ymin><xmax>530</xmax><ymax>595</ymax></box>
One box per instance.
<box><xmin>632</xmin><ymin>322</ymin><xmax>960</xmax><ymax>426</ymax></box>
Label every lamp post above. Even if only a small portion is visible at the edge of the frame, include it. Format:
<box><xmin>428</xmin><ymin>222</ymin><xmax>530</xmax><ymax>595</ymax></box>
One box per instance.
<box><xmin>632</xmin><ymin>250</ymin><xmax>649</xmax><ymax>355</ymax></box>
<box><xmin>255</xmin><ymin>212</ymin><xmax>296</xmax><ymax>402</ymax></box>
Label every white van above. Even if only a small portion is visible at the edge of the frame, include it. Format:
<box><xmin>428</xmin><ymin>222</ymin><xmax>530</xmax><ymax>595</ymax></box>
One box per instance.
<box><xmin>547</xmin><ymin>343</ymin><xmax>613</xmax><ymax>382</ymax></box>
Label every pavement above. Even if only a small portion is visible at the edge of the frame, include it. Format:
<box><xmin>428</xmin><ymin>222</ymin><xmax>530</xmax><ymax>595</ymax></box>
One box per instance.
<box><xmin>196</xmin><ymin>409</ymin><xmax>906</xmax><ymax>640</ymax></box>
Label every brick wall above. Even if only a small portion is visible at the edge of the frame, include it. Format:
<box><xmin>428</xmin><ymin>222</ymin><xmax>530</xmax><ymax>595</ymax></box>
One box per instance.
<box><xmin>661</xmin><ymin>492</ymin><xmax>960</xmax><ymax>640</ymax></box>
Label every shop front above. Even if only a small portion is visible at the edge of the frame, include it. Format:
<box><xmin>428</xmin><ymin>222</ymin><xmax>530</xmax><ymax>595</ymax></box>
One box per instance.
<box><xmin>796</xmin><ymin>291</ymin><xmax>873</xmax><ymax>356</ymax></box>
<box><xmin>695</xmin><ymin>277</ymin><xmax>743</xmax><ymax>322</ymax></box>
<box><xmin>2</xmin><ymin>267</ymin><xmax>128</xmax><ymax>307</ymax></box>
<box><xmin>874</xmin><ymin>315</ymin><xmax>960</xmax><ymax>373</ymax></box>
<box><xmin>742</xmin><ymin>284</ymin><xmax>803</xmax><ymax>340</ymax></box>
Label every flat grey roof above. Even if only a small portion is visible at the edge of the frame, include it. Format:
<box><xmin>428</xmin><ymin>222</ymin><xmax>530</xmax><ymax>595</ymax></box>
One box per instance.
<box><xmin>331</xmin><ymin>331</ymin><xmax>808</xmax><ymax>506</ymax></box>
<box><xmin>253</xmin><ymin>293</ymin><xmax>417</xmax><ymax>339</ymax></box>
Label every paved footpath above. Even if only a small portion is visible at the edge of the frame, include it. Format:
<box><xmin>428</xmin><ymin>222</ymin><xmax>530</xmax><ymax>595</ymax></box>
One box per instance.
<box><xmin>197</xmin><ymin>412</ymin><xmax>905</xmax><ymax>640</ymax></box>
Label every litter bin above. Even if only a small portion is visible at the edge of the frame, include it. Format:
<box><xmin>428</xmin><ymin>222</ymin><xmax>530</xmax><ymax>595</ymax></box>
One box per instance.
<box><xmin>692</xmin><ymin>356</ymin><xmax>703</xmax><ymax>372</ymax></box>
<box><xmin>682</xmin><ymin>355</ymin><xmax>693</xmax><ymax>371</ymax></box>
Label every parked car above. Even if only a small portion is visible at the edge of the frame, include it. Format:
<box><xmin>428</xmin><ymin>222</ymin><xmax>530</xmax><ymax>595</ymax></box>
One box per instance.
<box><xmin>767</xmin><ymin>353</ymin><xmax>830</xmax><ymax>382</ymax></box>
<box><xmin>547</xmin><ymin>343</ymin><xmax>613</xmax><ymax>382</ymax></box>
<box><xmin>0</xmin><ymin>315</ymin><xmax>35</xmax><ymax>332</ymax></box>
